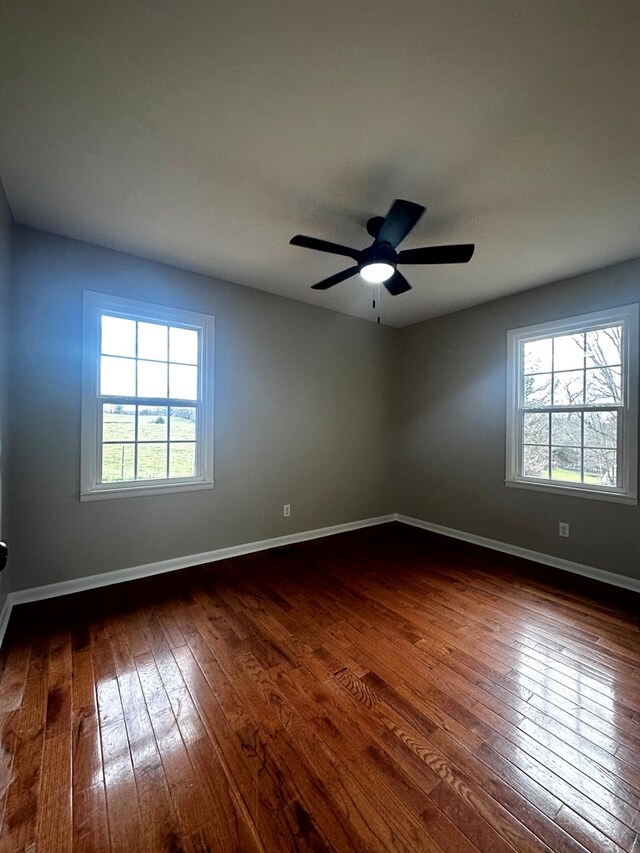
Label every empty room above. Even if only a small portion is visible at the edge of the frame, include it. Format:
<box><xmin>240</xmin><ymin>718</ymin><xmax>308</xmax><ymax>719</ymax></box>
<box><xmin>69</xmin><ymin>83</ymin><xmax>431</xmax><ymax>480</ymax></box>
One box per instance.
<box><xmin>1</xmin><ymin>1</ymin><xmax>639</xmax><ymax>851</ymax></box>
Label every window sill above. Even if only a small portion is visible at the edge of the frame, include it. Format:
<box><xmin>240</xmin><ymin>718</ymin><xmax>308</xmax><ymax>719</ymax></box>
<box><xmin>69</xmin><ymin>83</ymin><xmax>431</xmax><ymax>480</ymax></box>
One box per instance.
<box><xmin>505</xmin><ymin>478</ymin><xmax>637</xmax><ymax>505</ymax></box>
<box><xmin>80</xmin><ymin>480</ymin><xmax>214</xmax><ymax>502</ymax></box>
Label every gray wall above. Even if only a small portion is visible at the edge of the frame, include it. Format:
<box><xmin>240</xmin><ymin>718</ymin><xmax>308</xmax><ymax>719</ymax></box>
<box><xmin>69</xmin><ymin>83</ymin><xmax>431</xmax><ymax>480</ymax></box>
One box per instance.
<box><xmin>7</xmin><ymin>223</ymin><xmax>640</xmax><ymax>594</ymax></box>
<box><xmin>398</xmin><ymin>258</ymin><xmax>640</xmax><ymax>581</ymax></box>
<box><xmin>10</xmin><ymin>227</ymin><xmax>396</xmax><ymax>591</ymax></box>
<box><xmin>0</xmin><ymin>184</ymin><xmax>11</xmax><ymax>611</ymax></box>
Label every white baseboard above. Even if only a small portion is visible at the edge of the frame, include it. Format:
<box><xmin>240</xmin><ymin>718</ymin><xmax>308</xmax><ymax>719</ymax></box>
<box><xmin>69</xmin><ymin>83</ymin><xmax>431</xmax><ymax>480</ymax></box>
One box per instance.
<box><xmin>4</xmin><ymin>514</ymin><xmax>394</xmax><ymax>620</ymax></box>
<box><xmin>396</xmin><ymin>514</ymin><xmax>640</xmax><ymax>594</ymax></box>
<box><xmin>0</xmin><ymin>595</ymin><xmax>12</xmax><ymax>651</ymax></box>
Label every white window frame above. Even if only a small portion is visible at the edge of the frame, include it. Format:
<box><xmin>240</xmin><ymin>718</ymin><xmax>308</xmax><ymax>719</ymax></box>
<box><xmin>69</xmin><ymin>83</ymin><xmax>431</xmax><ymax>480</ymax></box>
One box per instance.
<box><xmin>506</xmin><ymin>304</ymin><xmax>639</xmax><ymax>505</ymax></box>
<box><xmin>81</xmin><ymin>291</ymin><xmax>214</xmax><ymax>501</ymax></box>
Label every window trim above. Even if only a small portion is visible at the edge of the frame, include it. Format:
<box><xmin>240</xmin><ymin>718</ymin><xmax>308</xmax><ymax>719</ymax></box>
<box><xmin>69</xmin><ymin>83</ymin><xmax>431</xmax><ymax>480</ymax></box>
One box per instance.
<box><xmin>505</xmin><ymin>304</ymin><xmax>639</xmax><ymax>505</ymax></box>
<box><xmin>81</xmin><ymin>291</ymin><xmax>215</xmax><ymax>501</ymax></box>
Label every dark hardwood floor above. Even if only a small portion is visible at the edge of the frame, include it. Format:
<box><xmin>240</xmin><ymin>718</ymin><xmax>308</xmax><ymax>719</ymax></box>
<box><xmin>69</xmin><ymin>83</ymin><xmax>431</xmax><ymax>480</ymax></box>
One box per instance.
<box><xmin>0</xmin><ymin>522</ymin><xmax>639</xmax><ymax>852</ymax></box>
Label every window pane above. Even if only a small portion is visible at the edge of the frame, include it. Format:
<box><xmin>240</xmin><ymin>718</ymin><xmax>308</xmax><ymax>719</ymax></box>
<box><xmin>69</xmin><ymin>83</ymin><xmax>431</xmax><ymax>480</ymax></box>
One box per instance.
<box><xmin>524</xmin><ymin>373</ymin><xmax>552</xmax><ymax>406</ymax></box>
<box><xmin>169</xmin><ymin>364</ymin><xmax>198</xmax><ymax>400</ymax></box>
<box><xmin>551</xmin><ymin>412</ymin><xmax>581</xmax><ymax>446</ymax></box>
<box><xmin>523</xmin><ymin>445</ymin><xmax>549</xmax><ymax>479</ymax></box>
<box><xmin>102</xmin><ymin>443</ymin><xmax>135</xmax><ymax>482</ymax></box>
<box><xmin>169</xmin><ymin>443</ymin><xmax>196</xmax><ymax>478</ymax></box>
<box><xmin>585</xmin><ymin>366</ymin><xmax>621</xmax><ymax>405</ymax></box>
<box><xmin>101</xmin><ymin>356</ymin><xmax>136</xmax><ymax>396</ymax></box>
<box><xmin>138</xmin><ymin>407</ymin><xmax>168</xmax><ymax>440</ymax></box>
<box><xmin>553</xmin><ymin>334</ymin><xmax>584</xmax><ymax>372</ymax></box>
<box><xmin>523</xmin><ymin>412</ymin><xmax>548</xmax><ymax>445</ymax></box>
<box><xmin>170</xmin><ymin>407</ymin><xmax>196</xmax><ymax>440</ymax></box>
<box><xmin>138</xmin><ymin>321</ymin><xmax>168</xmax><ymax>361</ymax></box>
<box><xmin>138</xmin><ymin>360</ymin><xmax>168</xmax><ymax>397</ymax></box>
<box><xmin>584</xmin><ymin>449</ymin><xmax>617</xmax><ymax>486</ymax></box>
<box><xmin>551</xmin><ymin>447</ymin><xmax>581</xmax><ymax>482</ymax></box>
<box><xmin>103</xmin><ymin>404</ymin><xmax>135</xmax><ymax>442</ymax></box>
<box><xmin>101</xmin><ymin>315</ymin><xmax>136</xmax><ymax>357</ymax></box>
<box><xmin>170</xmin><ymin>327</ymin><xmax>198</xmax><ymax>365</ymax></box>
<box><xmin>584</xmin><ymin>410</ymin><xmax>617</xmax><ymax>449</ymax></box>
<box><xmin>586</xmin><ymin>326</ymin><xmax>621</xmax><ymax>368</ymax></box>
<box><xmin>552</xmin><ymin>370</ymin><xmax>584</xmax><ymax>405</ymax></box>
<box><xmin>137</xmin><ymin>443</ymin><xmax>168</xmax><ymax>479</ymax></box>
<box><xmin>523</xmin><ymin>339</ymin><xmax>551</xmax><ymax>374</ymax></box>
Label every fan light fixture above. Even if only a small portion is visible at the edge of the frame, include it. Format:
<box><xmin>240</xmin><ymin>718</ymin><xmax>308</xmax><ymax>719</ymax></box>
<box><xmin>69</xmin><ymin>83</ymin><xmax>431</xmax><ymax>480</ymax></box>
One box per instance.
<box><xmin>360</xmin><ymin>262</ymin><xmax>395</xmax><ymax>283</ymax></box>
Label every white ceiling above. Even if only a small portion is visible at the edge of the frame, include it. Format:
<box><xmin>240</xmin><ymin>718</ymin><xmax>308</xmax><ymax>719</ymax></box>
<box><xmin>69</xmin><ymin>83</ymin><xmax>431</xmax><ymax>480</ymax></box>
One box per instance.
<box><xmin>1</xmin><ymin>1</ymin><xmax>639</xmax><ymax>327</ymax></box>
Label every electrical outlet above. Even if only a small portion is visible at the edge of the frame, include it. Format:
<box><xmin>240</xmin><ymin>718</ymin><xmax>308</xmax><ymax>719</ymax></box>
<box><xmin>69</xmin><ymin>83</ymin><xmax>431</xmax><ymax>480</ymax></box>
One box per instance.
<box><xmin>559</xmin><ymin>522</ymin><xmax>570</xmax><ymax>538</ymax></box>
<box><xmin>283</xmin><ymin>504</ymin><xmax>291</xmax><ymax>518</ymax></box>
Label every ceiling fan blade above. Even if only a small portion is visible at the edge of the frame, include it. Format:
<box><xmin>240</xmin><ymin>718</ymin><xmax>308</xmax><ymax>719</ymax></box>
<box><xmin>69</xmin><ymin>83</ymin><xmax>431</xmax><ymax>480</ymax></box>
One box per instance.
<box><xmin>398</xmin><ymin>244</ymin><xmax>475</xmax><ymax>264</ymax></box>
<box><xmin>376</xmin><ymin>199</ymin><xmax>425</xmax><ymax>248</ymax></box>
<box><xmin>383</xmin><ymin>270</ymin><xmax>412</xmax><ymax>296</ymax></box>
<box><xmin>290</xmin><ymin>234</ymin><xmax>359</xmax><ymax>259</ymax></box>
<box><xmin>311</xmin><ymin>266</ymin><xmax>359</xmax><ymax>290</ymax></box>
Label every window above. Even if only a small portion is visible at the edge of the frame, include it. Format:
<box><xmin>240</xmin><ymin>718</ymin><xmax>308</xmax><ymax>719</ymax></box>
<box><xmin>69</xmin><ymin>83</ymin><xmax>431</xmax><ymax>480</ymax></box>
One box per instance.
<box><xmin>81</xmin><ymin>292</ymin><xmax>214</xmax><ymax>500</ymax></box>
<box><xmin>506</xmin><ymin>305</ymin><xmax>638</xmax><ymax>504</ymax></box>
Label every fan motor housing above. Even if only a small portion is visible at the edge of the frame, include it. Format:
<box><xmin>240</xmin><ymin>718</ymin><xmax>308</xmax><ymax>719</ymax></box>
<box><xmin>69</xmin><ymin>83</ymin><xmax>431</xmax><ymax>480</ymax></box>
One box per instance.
<box><xmin>366</xmin><ymin>215</ymin><xmax>385</xmax><ymax>238</ymax></box>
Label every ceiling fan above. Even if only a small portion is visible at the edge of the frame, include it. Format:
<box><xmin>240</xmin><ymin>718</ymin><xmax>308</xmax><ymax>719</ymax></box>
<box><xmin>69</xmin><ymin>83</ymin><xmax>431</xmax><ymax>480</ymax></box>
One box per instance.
<box><xmin>290</xmin><ymin>199</ymin><xmax>474</xmax><ymax>295</ymax></box>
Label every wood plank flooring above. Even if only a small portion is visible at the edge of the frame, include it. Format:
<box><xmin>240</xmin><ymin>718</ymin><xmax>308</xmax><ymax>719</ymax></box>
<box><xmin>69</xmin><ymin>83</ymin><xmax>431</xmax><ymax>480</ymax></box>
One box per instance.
<box><xmin>1</xmin><ymin>522</ymin><xmax>639</xmax><ymax>852</ymax></box>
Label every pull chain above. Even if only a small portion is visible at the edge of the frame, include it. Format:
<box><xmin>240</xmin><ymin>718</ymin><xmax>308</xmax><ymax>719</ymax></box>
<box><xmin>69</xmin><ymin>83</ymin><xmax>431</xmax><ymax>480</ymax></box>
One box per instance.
<box><xmin>372</xmin><ymin>284</ymin><xmax>381</xmax><ymax>324</ymax></box>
